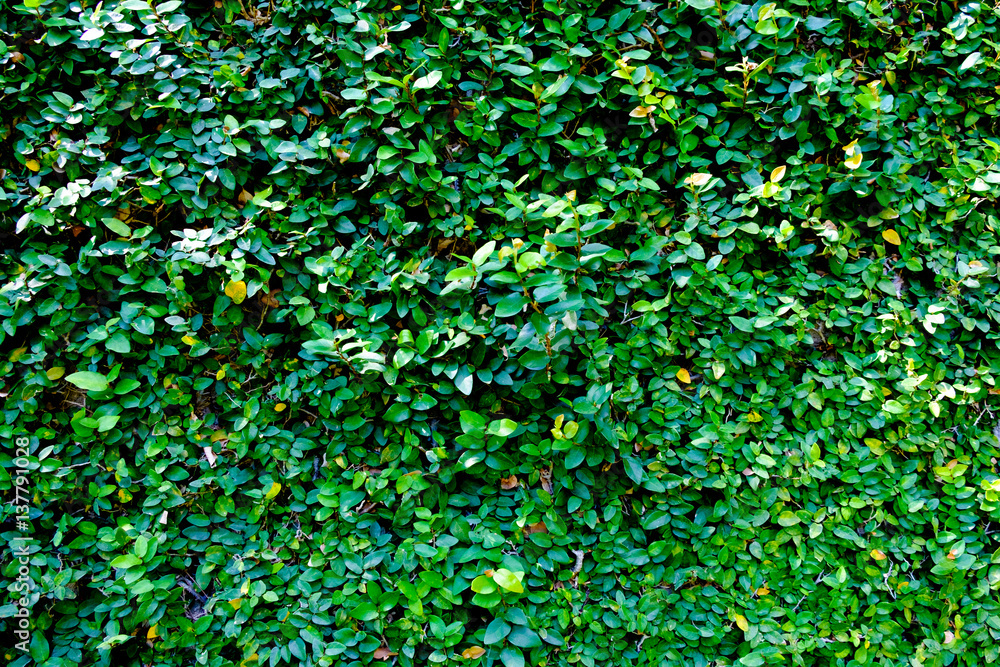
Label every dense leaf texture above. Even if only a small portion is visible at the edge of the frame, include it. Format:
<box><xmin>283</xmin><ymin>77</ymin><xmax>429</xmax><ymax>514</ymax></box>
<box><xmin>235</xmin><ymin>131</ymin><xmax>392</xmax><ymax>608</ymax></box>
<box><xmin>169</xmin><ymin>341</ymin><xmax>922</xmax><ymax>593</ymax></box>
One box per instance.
<box><xmin>3</xmin><ymin>0</ymin><xmax>1000</xmax><ymax>665</ymax></box>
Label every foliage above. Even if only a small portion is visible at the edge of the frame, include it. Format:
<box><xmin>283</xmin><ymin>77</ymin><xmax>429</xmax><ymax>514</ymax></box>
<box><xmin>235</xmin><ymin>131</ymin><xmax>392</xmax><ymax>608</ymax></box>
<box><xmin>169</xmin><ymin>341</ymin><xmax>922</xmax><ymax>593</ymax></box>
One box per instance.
<box><xmin>3</xmin><ymin>0</ymin><xmax>1000</xmax><ymax>665</ymax></box>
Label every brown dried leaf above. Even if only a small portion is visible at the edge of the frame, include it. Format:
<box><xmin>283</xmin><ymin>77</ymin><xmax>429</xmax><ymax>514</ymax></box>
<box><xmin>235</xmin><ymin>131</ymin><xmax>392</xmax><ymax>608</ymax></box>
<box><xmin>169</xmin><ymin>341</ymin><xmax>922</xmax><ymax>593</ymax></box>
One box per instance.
<box><xmin>461</xmin><ymin>646</ymin><xmax>486</xmax><ymax>659</ymax></box>
<box><xmin>524</xmin><ymin>522</ymin><xmax>548</xmax><ymax>535</ymax></box>
<box><xmin>500</xmin><ymin>475</ymin><xmax>518</xmax><ymax>490</ymax></box>
<box><xmin>373</xmin><ymin>647</ymin><xmax>397</xmax><ymax>660</ymax></box>
<box><xmin>539</xmin><ymin>467</ymin><xmax>553</xmax><ymax>494</ymax></box>
<box><xmin>261</xmin><ymin>289</ymin><xmax>281</xmax><ymax>308</ymax></box>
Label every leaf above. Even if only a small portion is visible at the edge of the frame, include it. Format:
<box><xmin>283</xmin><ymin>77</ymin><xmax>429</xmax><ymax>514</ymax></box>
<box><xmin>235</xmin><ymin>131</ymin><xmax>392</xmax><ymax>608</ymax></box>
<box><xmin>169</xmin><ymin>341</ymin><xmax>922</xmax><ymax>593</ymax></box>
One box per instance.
<box><xmin>622</xmin><ymin>456</ymin><xmax>644</xmax><ymax>484</ymax></box>
<box><xmin>770</xmin><ymin>165</ymin><xmax>786</xmax><ymax>183</ymax></box>
<box><xmin>845</xmin><ymin>151</ymin><xmax>863</xmax><ymax>169</ymax></box>
<box><xmin>384</xmin><ymin>403</ymin><xmax>410</xmax><ymax>423</ymax></box>
<box><xmin>462</xmin><ymin>647</ymin><xmax>487</xmax><ymax>659</ymax></box>
<box><xmin>471</xmin><ymin>575</ymin><xmax>497</xmax><ymax>595</ymax></box>
<box><xmin>264</xmin><ymin>482</ymin><xmax>281</xmax><ymax>500</ymax></box>
<box><xmin>483</xmin><ymin>618</ymin><xmax>510</xmax><ymax>644</ymax></box>
<box><xmin>66</xmin><ymin>371</ymin><xmax>109</xmax><ymax>392</ymax></box>
<box><xmin>225</xmin><ymin>280</ymin><xmax>247</xmax><ymax>304</ymax></box>
<box><xmin>959</xmin><ymin>52</ymin><xmax>982</xmax><ymax>72</ymax></box>
<box><xmin>500</xmin><ymin>647</ymin><xmax>525</xmax><ymax>667</ymax></box>
<box><xmin>630</xmin><ymin>105</ymin><xmax>655</xmax><ymax>117</ymax></box>
<box><xmin>676</xmin><ymin>368</ymin><xmax>691</xmax><ymax>383</ymax></box>
<box><xmin>46</xmin><ymin>367</ymin><xmax>65</xmax><ymax>381</ymax></box>
<box><xmin>684</xmin><ymin>173</ymin><xmax>712</xmax><ymax>187</ymax></box>
<box><xmin>500</xmin><ymin>475</ymin><xmax>519</xmax><ymax>490</ymax></box>
<box><xmin>881</xmin><ymin>229</ymin><xmax>901</xmax><ymax>245</ymax></box>
<box><xmin>777</xmin><ymin>511</ymin><xmax>800</xmax><ymax>526</ymax></box>
<box><xmin>495</xmin><ymin>293</ymin><xmax>528</xmax><ymax>318</ymax></box>
<box><xmin>373</xmin><ymin>647</ymin><xmax>398</xmax><ymax>660</ymax></box>
<box><xmin>683</xmin><ymin>0</ymin><xmax>716</xmax><ymax>9</ymax></box>
<box><xmin>871</xmin><ymin>549</ymin><xmax>887</xmax><ymax>561</ymax></box>
<box><xmin>412</xmin><ymin>70</ymin><xmax>443</xmax><ymax>90</ymax></box>
<box><xmin>735</xmin><ymin>614</ymin><xmax>749</xmax><ymax>631</ymax></box>
<box><xmin>492</xmin><ymin>568</ymin><xmax>524</xmax><ymax>593</ymax></box>
<box><xmin>25</xmin><ymin>159</ymin><xmax>41</xmax><ymax>172</ymax></box>
<box><xmin>110</xmin><ymin>554</ymin><xmax>142</xmax><ymax>569</ymax></box>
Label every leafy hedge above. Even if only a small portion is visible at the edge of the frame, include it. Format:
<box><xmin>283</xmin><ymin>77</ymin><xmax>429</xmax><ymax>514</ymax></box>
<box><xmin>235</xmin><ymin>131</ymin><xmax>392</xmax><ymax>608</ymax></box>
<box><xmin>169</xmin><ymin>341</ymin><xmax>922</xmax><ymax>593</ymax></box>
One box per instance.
<box><xmin>4</xmin><ymin>0</ymin><xmax>1000</xmax><ymax>665</ymax></box>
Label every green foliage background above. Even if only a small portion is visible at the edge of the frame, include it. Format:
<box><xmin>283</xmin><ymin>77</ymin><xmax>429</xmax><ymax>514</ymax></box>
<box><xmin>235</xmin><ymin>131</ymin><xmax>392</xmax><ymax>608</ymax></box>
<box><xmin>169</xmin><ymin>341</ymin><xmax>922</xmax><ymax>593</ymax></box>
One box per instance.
<box><xmin>4</xmin><ymin>0</ymin><xmax>1000</xmax><ymax>665</ymax></box>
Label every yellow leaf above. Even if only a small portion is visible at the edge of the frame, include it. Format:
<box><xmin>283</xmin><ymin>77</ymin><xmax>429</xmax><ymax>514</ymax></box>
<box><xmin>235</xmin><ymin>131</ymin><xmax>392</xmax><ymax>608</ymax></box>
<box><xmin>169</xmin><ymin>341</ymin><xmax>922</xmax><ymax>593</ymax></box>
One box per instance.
<box><xmin>881</xmin><ymin>229</ymin><xmax>901</xmax><ymax>245</ymax></box>
<box><xmin>118</xmin><ymin>489</ymin><xmax>132</xmax><ymax>503</ymax></box>
<box><xmin>182</xmin><ymin>336</ymin><xmax>197</xmax><ymax>345</ymax></box>
<box><xmin>770</xmin><ymin>165</ymin><xmax>786</xmax><ymax>183</ymax></box>
<box><xmin>871</xmin><ymin>549</ymin><xmax>887</xmax><ymax>561</ymax></box>
<box><xmin>239</xmin><ymin>654</ymin><xmax>259</xmax><ymax>667</ymax></box>
<box><xmin>735</xmin><ymin>614</ymin><xmax>749</xmax><ymax>631</ymax></box>
<box><xmin>229</xmin><ymin>598</ymin><xmax>243</xmax><ymax>610</ymax></box>
<box><xmin>845</xmin><ymin>151</ymin><xmax>863</xmax><ymax>169</ymax></box>
<box><xmin>147</xmin><ymin>624</ymin><xmax>159</xmax><ymax>640</ymax></box>
<box><xmin>684</xmin><ymin>173</ymin><xmax>712</xmax><ymax>187</ymax></box>
<box><xmin>47</xmin><ymin>367</ymin><xmax>65</xmax><ymax>381</ymax></box>
<box><xmin>676</xmin><ymin>368</ymin><xmax>692</xmax><ymax>383</ymax></box>
<box><xmin>747</xmin><ymin>410</ymin><xmax>763</xmax><ymax>423</ymax></box>
<box><xmin>275</xmin><ymin>403</ymin><xmax>286</xmax><ymax>412</ymax></box>
<box><xmin>462</xmin><ymin>647</ymin><xmax>487</xmax><ymax>659</ymax></box>
<box><xmin>25</xmin><ymin>159</ymin><xmax>40</xmax><ymax>172</ymax></box>
<box><xmin>566</xmin><ymin>190</ymin><xmax>577</xmax><ymax>202</ymax></box>
<box><xmin>756</xmin><ymin>585</ymin><xmax>770</xmax><ymax>596</ymax></box>
<box><xmin>265</xmin><ymin>482</ymin><xmax>281</xmax><ymax>500</ymax></box>
<box><xmin>225</xmin><ymin>280</ymin><xmax>247</xmax><ymax>304</ymax></box>
<box><xmin>9</xmin><ymin>347</ymin><xmax>26</xmax><ymax>362</ymax></box>
<box><xmin>843</xmin><ymin>139</ymin><xmax>859</xmax><ymax>154</ymax></box>
<box><xmin>335</xmin><ymin>148</ymin><xmax>351</xmax><ymax>164</ymax></box>
<box><xmin>216</xmin><ymin>367</ymin><xmax>226</xmax><ymax>380</ymax></box>
<box><xmin>629</xmin><ymin>105</ymin><xmax>654</xmax><ymax>117</ymax></box>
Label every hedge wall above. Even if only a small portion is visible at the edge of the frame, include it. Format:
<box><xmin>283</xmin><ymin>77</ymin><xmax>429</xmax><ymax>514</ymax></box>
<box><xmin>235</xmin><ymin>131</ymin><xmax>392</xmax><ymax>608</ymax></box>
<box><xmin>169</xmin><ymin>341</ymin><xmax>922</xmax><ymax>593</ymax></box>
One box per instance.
<box><xmin>3</xmin><ymin>0</ymin><xmax>1000</xmax><ymax>665</ymax></box>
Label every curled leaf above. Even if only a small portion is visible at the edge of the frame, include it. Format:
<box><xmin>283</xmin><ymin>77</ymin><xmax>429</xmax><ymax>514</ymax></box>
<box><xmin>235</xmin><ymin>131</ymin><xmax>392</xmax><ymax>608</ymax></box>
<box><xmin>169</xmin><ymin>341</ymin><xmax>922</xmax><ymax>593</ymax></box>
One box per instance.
<box><xmin>462</xmin><ymin>647</ymin><xmax>487</xmax><ymax>659</ymax></box>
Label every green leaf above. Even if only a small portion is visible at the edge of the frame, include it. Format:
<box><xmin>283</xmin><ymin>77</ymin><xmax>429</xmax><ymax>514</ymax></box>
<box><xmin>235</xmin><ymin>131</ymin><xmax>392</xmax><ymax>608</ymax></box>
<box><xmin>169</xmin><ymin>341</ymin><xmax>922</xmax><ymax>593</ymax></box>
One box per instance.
<box><xmin>110</xmin><ymin>554</ymin><xmax>143</xmax><ymax>569</ymax></box>
<box><xmin>622</xmin><ymin>456</ymin><xmax>644</xmax><ymax>484</ymax></box>
<box><xmin>500</xmin><ymin>647</ymin><xmax>525</xmax><ymax>667</ymax></box>
<box><xmin>496</xmin><ymin>293</ymin><xmax>528</xmax><ymax>318</ymax></box>
<box><xmin>493</xmin><ymin>568</ymin><xmax>524</xmax><ymax>593</ymax></box>
<box><xmin>384</xmin><ymin>403</ymin><xmax>410</xmax><ymax>423</ymax></box>
<box><xmin>66</xmin><ymin>371</ymin><xmax>109</xmax><ymax>392</ymax></box>
<box><xmin>412</xmin><ymin>70</ymin><xmax>443</xmax><ymax>90</ymax></box>
<box><xmin>483</xmin><ymin>618</ymin><xmax>510</xmax><ymax>644</ymax></box>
